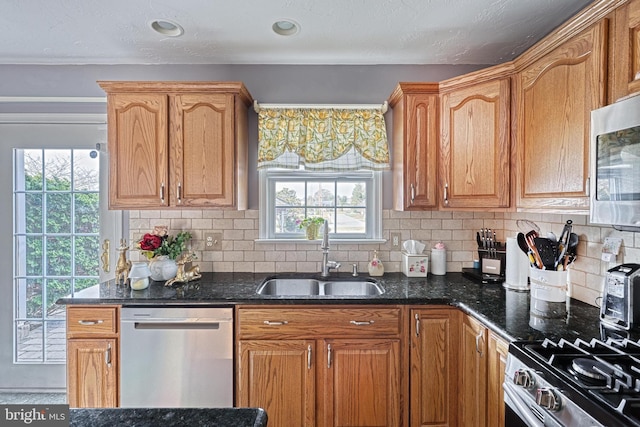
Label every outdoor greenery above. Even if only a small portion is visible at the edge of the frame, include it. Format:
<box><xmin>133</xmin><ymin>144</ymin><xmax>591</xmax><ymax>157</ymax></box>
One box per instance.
<box><xmin>22</xmin><ymin>151</ymin><xmax>99</xmax><ymax>318</ymax></box>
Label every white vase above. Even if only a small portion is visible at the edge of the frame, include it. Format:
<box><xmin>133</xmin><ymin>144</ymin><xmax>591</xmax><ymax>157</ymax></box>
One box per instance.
<box><xmin>148</xmin><ymin>256</ymin><xmax>178</xmax><ymax>281</ymax></box>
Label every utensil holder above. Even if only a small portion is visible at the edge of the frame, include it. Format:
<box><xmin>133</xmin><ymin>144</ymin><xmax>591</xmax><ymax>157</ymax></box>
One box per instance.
<box><xmin>529</xmin><ymin>267</ymin><xmax>568</xmax><ymax>302</ymax></box>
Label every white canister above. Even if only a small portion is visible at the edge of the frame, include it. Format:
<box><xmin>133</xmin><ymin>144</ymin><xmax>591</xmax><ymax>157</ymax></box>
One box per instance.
<box><xmin>129</xmin><ymin>261</ymin><xmax>151</xmax><ymax>290</ymax></box>
<box><xmin>431</xmin><ymin>248</ymin><xmax>446</xmax><ymax>275</ymax></box>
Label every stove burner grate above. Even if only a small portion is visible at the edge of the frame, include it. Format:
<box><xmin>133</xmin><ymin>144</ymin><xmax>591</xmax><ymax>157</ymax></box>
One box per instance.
<box><xmin>570</xmin><ymin>358</ymin><xmax>614</xmax><ymax>386</ymax></box>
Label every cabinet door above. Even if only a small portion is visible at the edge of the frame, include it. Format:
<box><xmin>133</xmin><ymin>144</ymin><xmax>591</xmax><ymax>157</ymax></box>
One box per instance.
<box><xmin>459</xmin><ymin>315</ymin><xmax>487</xmax><ymax>427</ymax></box>
<box><xmin>392</xmin><ymin>92</ymin><xmax>439</xmax><ymax>210</ymax></box>
<box><xmin>320</xmin><ymin>339</ymin><xmax>401</xmax><ymax>427</ymax></box>
<box><xmin>107</xmin><ymin>93</ymin><xmax>169</xmax><ymax>209</ymax></box>
<box><xmin>237</xmin><ymin>340</ymin><xmax>316</xmax><ymax>427</ymax></box>
<box><xmin>486</xmin><ymin>332</ymin><xmax>509</xmax><ymax>427</ymax></box>
<box><xmin>67</xmin><ymin>338</ymin><xmax>118</xmax><ymax>408</ymax></box>
<box><xmin>171</xmin><ymin>93</ymin><xmax>236</xmax><ymax>207</ymax></box>
<box><xmin>610</xmin><ymin>0</ymin><xmax>640</xmax><ymax>101</ymax></box>
<box><xmin>515</xmin><ymin>22</ymin><xmax>606</xmax><ymax>211</ymax></box>
<box><xmin>440</xmin><ymin>79</ymin><xmax>510</xmax><ymax>209</ymax></box>
<box><xmin>410</xmin><ymin>308</ymin><xmax>459</xmax><ymax>427</ymax></box>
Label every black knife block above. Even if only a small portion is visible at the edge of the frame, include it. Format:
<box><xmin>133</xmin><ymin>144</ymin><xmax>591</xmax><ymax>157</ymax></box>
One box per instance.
<box><xmin>477</xmin><ymin>246</ymin><xmax>506</xmax><ymax>277</ymax></box>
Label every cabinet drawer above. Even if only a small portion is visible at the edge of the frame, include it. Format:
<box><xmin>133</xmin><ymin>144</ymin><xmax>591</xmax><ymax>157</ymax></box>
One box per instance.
<box><xmin>67</xmin><ymin>306</ymin><xmax>119</xmax><ymax>336</ymax></box>
<box><xmin>237</xmin><ymin>306</ymin><xmax>402</xmax><ymax>339</ymax></box>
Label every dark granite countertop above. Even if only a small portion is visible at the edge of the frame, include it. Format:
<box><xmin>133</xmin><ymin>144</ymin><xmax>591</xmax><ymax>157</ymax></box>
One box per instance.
<box><xmin>69</xmin><ymin>407</ymin><xmax>267</xmax><ymax>427</ymax></box>
<box><xmin>58</xmin><ymin>272</ymin><xmax>639</xmax><ymax>343</ymax></box>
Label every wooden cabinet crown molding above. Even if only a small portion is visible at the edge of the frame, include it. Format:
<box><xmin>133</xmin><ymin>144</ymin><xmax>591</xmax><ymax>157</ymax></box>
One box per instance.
<box><xmin>387</xmin><ymin>82</ymin><xmax>439</xmax><ymax>107</ymax></box>
<box><xmin>514</xmin><ymin>0</ymin><xmax>626</xmax><ymax>71</ymax></box>
<box><xmin>97</xmin><ymin>81</ymin><xmax>253</xmax><ymax>106</ymax></box>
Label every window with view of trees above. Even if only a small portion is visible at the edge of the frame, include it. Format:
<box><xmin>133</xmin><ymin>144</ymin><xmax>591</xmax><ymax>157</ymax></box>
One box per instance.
<box><xmin>13</xmin><ymin>149</ymin><xmax>100</xmax><ymax>363</ymax></box>
<box><xmin>261</xmin><ymin>170</ymin><xmax>382</xmax><ymax>240</ymax></box>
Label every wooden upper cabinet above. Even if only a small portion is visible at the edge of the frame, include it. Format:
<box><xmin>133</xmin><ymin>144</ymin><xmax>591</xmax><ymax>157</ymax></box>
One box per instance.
<box><xmin>440</xmin><ymin>78</ymin><xmax>510</xmax><ymax>209</ymax></box>
<box><xmin>514</xmin><ymin>22</ymin><xmax>607</xmax><ymax>211</ymax></box>
<box><xmin>609</xmin><ymin>0</ymin><xmax>640</xmax><ymax>101</ymax></box>
<box><xmin>170</xmin><ymin>93</ymin><xmax>235</xmax><ymax>207</ymax></box>
<box><xmin>99</xmin><ymin>81</ymin><xmax>252</xmax><ymax>210</ymax></box>
<box><xmin>107</xmin><ymin>93</ymin><xmax>169</xmax><ymax>208</ymax></box>
<box><xmin>388</xmin><ymin>84</ymin><xmax>439</xmax><ymax>210</ymax></box>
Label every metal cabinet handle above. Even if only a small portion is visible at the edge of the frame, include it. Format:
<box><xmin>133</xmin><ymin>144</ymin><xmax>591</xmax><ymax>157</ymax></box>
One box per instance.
<box><xmin>105</xmin><ymin>343</ymin><xmax>112</xmax><ymax>368</ymax></box>
<box><xmin>350</xmin><ymin>320</ymin><xmax>374</xmax><ymax>326</ymax></box>
<box><xmin>444</xmin><ymin>183</ymin><xmax>449</xmax><ymax>205</ymax></box>
<box><xmin>307</xmin><ymin>344</ymin><xmax>312</xmax><ymax>370</ymax></box>
<box><xmin>327</xmin><ymin>344</ymin><xmax>332</xmax><ymax>368</ymax></box>
<box><xmin>410</xmin><ymin>183</ymin><xmax>415</xmax><ymax>204</ymax></box>
<box><xmin>263</xmin><ymin>320</ymin><xmax>288</xmax><ymax>326</ymax></box>
<box><xmin>177</xmin><ymin>183</ymin><xmax>182</xmax><ymax>204</ymax></box>
<box><xmin>414</xmin><ymin>313</ymin><xmax>420</xmax><ymax>337</ymax></box>
<box><xmin>78</xmin><ymin>320</ymin><xmax>104</xmax><ymax>326</ymax></box>
<box><xmin>585</xmin><ymin>177</ymin><xmax>590</xmax><ymax>197</ymax></box>
<box><xmin>160</xmin><ymin>183</ymin><xmax>165</xmax><ymax>203</ymax></box>
<box><xmin>475</xmin><ymin>330</ymin><xmax>484</xmax><ymax>357</ymax></box>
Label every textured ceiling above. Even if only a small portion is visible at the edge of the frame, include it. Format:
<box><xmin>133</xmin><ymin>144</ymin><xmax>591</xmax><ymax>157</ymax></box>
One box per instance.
<box><xmin>1</xmin><ymin>0</ymin><xmax>592</xmax><ymax>65</ymax></box>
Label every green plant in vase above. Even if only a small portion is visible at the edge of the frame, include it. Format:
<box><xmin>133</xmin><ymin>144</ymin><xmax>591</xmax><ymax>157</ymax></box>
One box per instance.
<box><xmin>297</xmin><ymin>217</ymin><xmax>325</xmax><ymax>240</ymax></box>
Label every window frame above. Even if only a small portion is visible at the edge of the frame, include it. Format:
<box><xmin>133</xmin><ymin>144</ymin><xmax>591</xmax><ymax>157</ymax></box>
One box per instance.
<box><xmin>259</xmin><ymin>169</ymin><xmax>383</xmax><ymax>242</ymax></box>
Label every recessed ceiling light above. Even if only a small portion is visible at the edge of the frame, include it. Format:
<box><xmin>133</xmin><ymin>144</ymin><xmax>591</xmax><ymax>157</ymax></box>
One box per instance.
<box><xmin>149</xmin><ymin>19</ymin><xmax>184</xmax><ymax>37</ymax></box>
<box><xmin>272</xmin><ymin>19</ymin><xmax>300</xmax><ymax>36</ymax></box>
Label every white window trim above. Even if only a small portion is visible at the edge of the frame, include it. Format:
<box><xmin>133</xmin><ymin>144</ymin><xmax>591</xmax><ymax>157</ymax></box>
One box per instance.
<box><xmin>258</xmin><ymin>169</ymin><xmax>384</xmax><ymax>243</ymax></box>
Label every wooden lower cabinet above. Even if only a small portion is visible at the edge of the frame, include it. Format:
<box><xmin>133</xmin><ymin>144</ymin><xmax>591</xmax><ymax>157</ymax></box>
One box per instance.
<box><xmin>237</xmin><ymin>339</ymin><xmax>316</xmax><ymax>427</ymax></box>
<box><xmin>459</xmin><ymin>314</ymin><xmax>488</xmax><ymax>427</ymax></box>
<box><xmin>66</xmin><ymin>305</ymin><xmax>120</xmax><ymax>408</ymax></box>
<box><xmin>409</xmin><ymin>307</ymin><xmax>459</xmax><ymax>427</ymax></box>
<box><xmin>486</xmin><ymin>331</ymin><xmax>509</xmax><ymax>427</ymax></box>
<box><xmin>236</xmin><ymin>305</ymin><xmax>405</xmax><ymax>427</ymax></box>
<box><xmin>321</xmin><ymin>339</ymin><xmax>401</xmax><ymax>427</ymax></box>
<box><xmin>67</xmin><ymin>338</ymin><xmax>118</xmax><ymax>408</ymax></box>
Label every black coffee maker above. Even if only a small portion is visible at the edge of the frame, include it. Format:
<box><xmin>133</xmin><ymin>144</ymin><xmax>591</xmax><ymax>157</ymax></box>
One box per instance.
<box><xmin>600</xmin><ymin>263</ymin><xmax>640</xmax><ymax>330</ymax></box>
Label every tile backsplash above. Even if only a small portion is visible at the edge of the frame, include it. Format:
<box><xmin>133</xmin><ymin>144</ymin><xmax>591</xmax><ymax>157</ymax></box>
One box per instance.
<box><xmin>129</xmin><ymin>209</ymin><xmax>640</xmax><ymax>308</ymax></box>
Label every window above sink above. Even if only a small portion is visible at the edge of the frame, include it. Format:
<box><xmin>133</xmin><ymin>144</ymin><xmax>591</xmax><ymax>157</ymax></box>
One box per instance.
<box><xmin>258</xmin><ymin>169</ymin><xmax>383</xmax><ymax>242</ymax></box>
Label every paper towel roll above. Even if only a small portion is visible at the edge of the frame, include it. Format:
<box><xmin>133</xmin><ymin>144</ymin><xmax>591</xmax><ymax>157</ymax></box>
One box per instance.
<box><xmin>504</xmin><ymin>236</ymin><xmax>530</xmax><ymax>290</ymax></box>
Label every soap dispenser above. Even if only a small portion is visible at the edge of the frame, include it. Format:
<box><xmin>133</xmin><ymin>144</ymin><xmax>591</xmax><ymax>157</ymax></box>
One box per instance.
<box><xmin>368</xmin><ymin>250</ymin><xmax>384</xmax><ymax>277</ymax></box>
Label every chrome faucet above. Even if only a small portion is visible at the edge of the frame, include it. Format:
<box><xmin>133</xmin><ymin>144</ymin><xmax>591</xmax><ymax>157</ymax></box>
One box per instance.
<box><xmin>320</xmin><ymin>220</ymin><xmax>341</xmax><ymax>277</ymax></box>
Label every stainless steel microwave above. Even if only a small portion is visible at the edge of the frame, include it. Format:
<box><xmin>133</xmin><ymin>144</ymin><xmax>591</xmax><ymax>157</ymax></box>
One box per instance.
<box><xmin>590</xmin><ymin>95</ymin><xmax>640</xmax><ymax>231</ymax></box>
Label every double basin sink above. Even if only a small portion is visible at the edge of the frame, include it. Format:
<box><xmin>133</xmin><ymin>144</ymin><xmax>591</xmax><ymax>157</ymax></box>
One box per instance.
<box><xmin>256</xmin><ymin>276</ymin><xmax>385</xmax><ymax>297</ymax></box>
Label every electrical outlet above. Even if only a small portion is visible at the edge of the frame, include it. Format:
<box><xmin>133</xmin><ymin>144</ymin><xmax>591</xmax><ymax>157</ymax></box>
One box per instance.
<box><xmin>390</xmin><ymin>232</ymin><xmax>401</xmax><ymax>248</ymax></box>
<box><xmin>204</xmin><ymin>232</ymin><xmax>222</xmax><ymax>251</ymax></box>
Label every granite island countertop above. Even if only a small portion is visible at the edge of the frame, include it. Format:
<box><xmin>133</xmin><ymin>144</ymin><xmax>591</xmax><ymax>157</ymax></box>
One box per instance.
<box><xmin>69</xmin><ymin>407</ymin><xmax>267</xmax><ymax>427</ymax></box>
<box><xmin>58</xmin><ymin>272</ymin><xmax>639</xmax><ymax>343</ymax></box>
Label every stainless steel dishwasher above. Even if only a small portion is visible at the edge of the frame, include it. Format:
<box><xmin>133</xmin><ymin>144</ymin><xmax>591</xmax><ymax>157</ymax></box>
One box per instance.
<box><xmin>120</xmin><ymin>307</ymin><xmax>233</xmax><ymax>408</ymax></box>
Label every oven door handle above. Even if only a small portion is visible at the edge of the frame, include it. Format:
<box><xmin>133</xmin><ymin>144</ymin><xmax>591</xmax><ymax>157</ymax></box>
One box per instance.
<box><xmin>504</xmin><ymin>382</ymin><xmax>544</xmax><ymax>427</ymax></box>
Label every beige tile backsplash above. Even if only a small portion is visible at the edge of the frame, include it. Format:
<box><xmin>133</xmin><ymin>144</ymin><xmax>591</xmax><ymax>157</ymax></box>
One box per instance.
<box><xmin>128</xmin><ymin>209</ymin><xmax>640</xmax><ymax>308</ymax></box>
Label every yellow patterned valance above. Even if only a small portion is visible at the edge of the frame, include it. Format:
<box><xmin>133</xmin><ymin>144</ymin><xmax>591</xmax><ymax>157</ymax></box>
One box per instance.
<box><xmin>257</xmin><ymin>108</ymin><xmax>390</xmax><ymax>171</ymax></box>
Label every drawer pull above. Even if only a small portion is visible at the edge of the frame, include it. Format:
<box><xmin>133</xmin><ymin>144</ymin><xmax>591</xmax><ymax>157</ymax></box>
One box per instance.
<box><xmin>263</xmin><ymin>320</ymin><xmax>289</xmax><ymax>326</ymax></box>
<box><xmin>350</xmin><ymin>320</ymin><xmax>374</xmax><ymax>326</ymax></box>
<box><xmin>78</xmin><ymin>320</ymin><xmax>104</xmax><ymax>326</ymax></box>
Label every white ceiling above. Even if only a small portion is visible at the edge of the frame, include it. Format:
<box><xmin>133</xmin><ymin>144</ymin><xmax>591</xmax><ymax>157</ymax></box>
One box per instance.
<box><xmin>1</xmin><ymin>0</ymin><xmax>592</xmax><ymax>65</ymax></box>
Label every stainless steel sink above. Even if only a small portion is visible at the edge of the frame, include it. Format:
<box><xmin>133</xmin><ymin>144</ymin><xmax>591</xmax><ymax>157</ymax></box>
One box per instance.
<box><xmin>323</xmin><ymin>280</ymin><xmax>384</xmax><ymax>296</ymax></box>
<box><xmin>256</xmin><ymin>278</ymin><xmax>320</xmax><ymax>296</ymax></box>
<box><xmin>256</xmin><ymin>277</ymin><xmax>384</xmax><ymax>297</ymax></box>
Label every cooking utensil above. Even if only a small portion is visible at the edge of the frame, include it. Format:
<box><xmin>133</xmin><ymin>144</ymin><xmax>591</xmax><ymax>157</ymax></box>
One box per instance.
<box><xmin>525</xmin><ymin>229</ymin><xmax>544</xmax><ymax>269</ymax></box>
<box><xmin>516</xmin><ymin>219</ymin><xmax>540</xmax><ymax>234</ymax></box>
<box><xmin>534</xmin><ymin>237</ymin><xmax>558</xmax><ymax>270</ymax></box>
<box><xmin>557</xmin><ymin>220</ymin><xmax>573</xmax><ymax>265</ymax></box>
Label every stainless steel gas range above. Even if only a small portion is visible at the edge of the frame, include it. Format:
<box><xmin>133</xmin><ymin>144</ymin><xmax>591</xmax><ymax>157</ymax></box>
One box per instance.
<box><xmin>504</xmin><ymin>337</ymin><xmax>640</xmax><ymax>426</ymax></box>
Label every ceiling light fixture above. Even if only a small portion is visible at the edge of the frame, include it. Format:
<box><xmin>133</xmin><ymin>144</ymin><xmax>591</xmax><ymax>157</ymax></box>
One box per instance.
<box><xmin>149</xmin><ymin>19</ymin><xmax>184</xmax><ymax>37</ymax></box>
<box><xmin>272</xmin><ymin>19</ymin><xmax>300</xmax><ymax>36</ymax></box>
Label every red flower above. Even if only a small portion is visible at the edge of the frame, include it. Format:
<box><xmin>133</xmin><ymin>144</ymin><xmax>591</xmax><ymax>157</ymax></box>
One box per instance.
<box><xmin>139</xmin><ymin>233</ymin><xmax>162</xmax><ymax>251</ymax></box>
